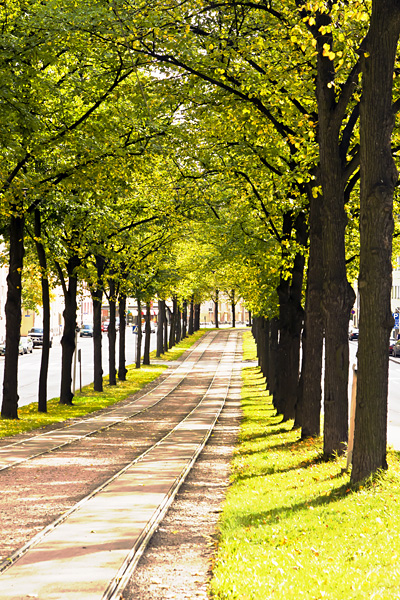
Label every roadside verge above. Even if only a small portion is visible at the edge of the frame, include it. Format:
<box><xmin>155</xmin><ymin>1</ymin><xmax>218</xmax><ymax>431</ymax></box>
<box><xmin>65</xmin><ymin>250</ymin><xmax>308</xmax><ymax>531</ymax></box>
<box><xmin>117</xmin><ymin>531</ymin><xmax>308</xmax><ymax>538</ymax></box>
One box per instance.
<box><xmin>210</xmin><ymin>330</ymin><xmax>400</xmax><ymax>599</ymax></box>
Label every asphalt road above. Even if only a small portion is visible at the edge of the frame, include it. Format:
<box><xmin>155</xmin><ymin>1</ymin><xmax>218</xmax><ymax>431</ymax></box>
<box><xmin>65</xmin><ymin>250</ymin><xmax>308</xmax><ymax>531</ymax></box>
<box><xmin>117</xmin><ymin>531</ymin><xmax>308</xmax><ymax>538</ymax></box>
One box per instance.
<box><xmin>0</xmin><ymin>328</ymin><xmax>158</xmax><ymax>409</ymax></box>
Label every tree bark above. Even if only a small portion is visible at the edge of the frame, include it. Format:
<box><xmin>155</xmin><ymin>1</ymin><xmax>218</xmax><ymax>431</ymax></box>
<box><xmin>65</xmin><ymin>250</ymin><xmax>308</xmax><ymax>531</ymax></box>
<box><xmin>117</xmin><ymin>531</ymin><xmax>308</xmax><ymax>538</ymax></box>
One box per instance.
<box><xmin>34</xmin><ymin>209</ymin><xmax>50</xmax><ymax>413</ymax></box>
<box><xmin>169</xmin><ymin>296</ymin><xmax>177</xmax><ymax>349</ymax></box>
<box><xmin>351</xmin><ymin>3</ymin><xmax>400</xmax><ymax>482</ymax></box>
<box><xmin>143</xmin><ymin>301</ymin><xmax>151</xmax><ymax>365</ymax></box>
<box><xmin>163</xmin><ymin>302</ymin><xmax>168</xmax><ymax>353</ymax></box>
<box><xmin>156</xmin><ymin>299</ymin><xmax>164</xmax><ymax>356</ymax></box>
<box><xmin>214</xmin><ymin>290</ymin><xmax>219</xmax><ymax>329</ymax></box>
<box><xmin>260</xmin><ymin>318</ymin><xmax>270</xmax><ymax>383</ymax></box>
<box><xmin>92</xmin><ymin>255</ymin><xmax>105</xmax><ymax>392</ymax></box>
<box><xmin>275</xmin><ymin>212</ymin><xmax>306</xmax><ymax>422</ymax></box>
<box><xmin>136</xmin><ymin>297</ymin><xmax>142</xmax><ymax>369</ymax></box>
<box><xmin>175</xmin><ymin>305</ymin><xmax>182</xmax><ymax>343</ymax></box>
<box><xmin>182</xmin><ymin>299</ymin><xmax>188</xmax><ymax>339</ymax></box>
<box><xmin>118</xmin><ymin>294</ymin><xmax>127</xmax><ymax>380</ymax></box>
<box><xmin>194</xmin><ymin>303</ymin><xmax>200</xmax><ymax>331</ymax></box>
<box><xmin>268</xmin><ymin>318</ymin><xmax>279</xmax><ymax>404</ymax></box>
<box><xmin>107</xmin><ymin>279</ymin><xmax>117</xmax><ymax>386</ymax></box>
<box><xmin>1</xmin><ymin>211</ymin><xmax>24</xmax><ymax>419</ymax></box>
<box><xmin>298</xmin><ymin>190</ymin><xmax>324</xmax><ymax>438</ymax></box>
<box><xmin>59</xmin><ymin>257</ymin><xmax>80</xmax><ymax>405</ymax></box>
<box><xmin>314</xmin><ymin>13</ymin><xmax>356</xmax><ymax>456</ymax></box>
<box><xmin>231</xmin><ymin>291</ymin><xmax>236</xmax><ymax>328</ymax></box>
<box><xmin>188</xmin><ymin>295</ymin><xmax>194</xmax><ymax>335</ymax></box>
<box><xmin>253</xmin><ymin>316</ymin><xmax>262</xmax><ymax>370</ymax></box>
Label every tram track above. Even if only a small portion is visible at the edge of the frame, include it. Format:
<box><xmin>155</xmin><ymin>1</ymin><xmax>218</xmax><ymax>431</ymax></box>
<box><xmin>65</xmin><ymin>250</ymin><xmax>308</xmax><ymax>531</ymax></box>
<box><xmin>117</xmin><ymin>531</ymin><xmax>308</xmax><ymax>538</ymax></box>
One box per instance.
<box><xmin>0</xmin><ymin>330</ymin><xmax>240</xmax><ymax>599</ymax></box>
<box><xmin>0</xmin><ymin>330</ymin><xmax>219</xmax><ymax>472</ymax></box>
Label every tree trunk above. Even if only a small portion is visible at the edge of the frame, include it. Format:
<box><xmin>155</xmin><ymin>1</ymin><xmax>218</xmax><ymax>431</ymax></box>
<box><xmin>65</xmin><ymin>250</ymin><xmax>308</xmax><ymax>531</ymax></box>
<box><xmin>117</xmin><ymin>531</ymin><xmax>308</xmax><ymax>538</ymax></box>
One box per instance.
<box><xmin>194</xmin><ymin>303</ymin><xmax>200</xmax><ymax>331</ymax></box>
<box><xmin>253</xmin><ymin>316</ymin><xmax>262</xmax><ymax>369</ymax></box>
<box><xmin>156</xmin><ymin>299</ymin><xmax>164</xmax><ymax>356</ymax></box>
<box><xmin>182</xmin><ymin>299</ymin><xmax>188</xmax><ymax>339</ymax></box>
<box><xmin>268</xmin><ymin>318</ymin><xmax>279</xmax><ymax>404</ymax></box>
<box><xmin>1</xmin><ymin>211</ymin><xmax>24</xmax><ymax>419</ymax></box>
<box><xmin>275</xmin><ymin>212</ymin><xmax>306</xmax><ymax>422</ymax></box>
<box><xmin>231</xmin><ymin>291</ymin><xmax>236</xmax><ymax>328</ymax></box>
<box><xmin>260</xmin><ymin>318</ymin><xmax>270</xmax><ymax>383</ymax></box>
<box><xmin>188</xmin><ymin>296</ymin><xmax>194</xmax><ymax>335</ymax></box>
<box><xmin>351</xmin><ymin>3</ymin><xmax>400</xmax><ymax>482</ymax></box>
<box><xmin>214</xmin><ymin>290</ymin><xmax>219</xmax><ymax>329</ymax></box>
<box><xmin>34</xmin><ymin>209</ymin><xmax>50</xmax><ymax>413</ymax></box>
<box><xmin>118</xmin><ymin>294</ymin><xmax>127</xmax><ymax>380</ymax></box>
<box><xmin>298</xmin><ymin>190</ymin><xmax>325</xmax><ymax>438</ymax></box>
<box><xmin>175</xmin><ymin>306</ymin><xmax>182</xmax><ymax>344</ymax></box>
<box><xmin>136</xmin><ymin>297</ymin><xmax>142</xmax><ymax>369</ymax></box>
<box><xmin>169</xmin><ymin>296</ymin><xmax>177</xmax><ymax>349</ymax></box>
<box><xmin>143</xmin><ymin>301</ymin><xmax>151</xmax><ymax>365</ymax></box>
<box><xmin>163</xmin><ymin>302</ymin><xmax>168</xmax><ymax>353</ymax></box>
<box><xmin>59</xmin><ymin>257</ymin><xmax>80</xmax><ymax>405</ymax></box>
<box><xmin>315</xmin><ymin>17</ymin><xmax>356</xmax><ymax>456</ymax></box>
<box><xmin>92</xmin><ymin>255</ymin><xmax>105</xmax><ymax>392</ymax></box>
<box><xmin>108</xmin><ymin>280</ymin><xmax>117</xmax><ymax>386</ymax></box>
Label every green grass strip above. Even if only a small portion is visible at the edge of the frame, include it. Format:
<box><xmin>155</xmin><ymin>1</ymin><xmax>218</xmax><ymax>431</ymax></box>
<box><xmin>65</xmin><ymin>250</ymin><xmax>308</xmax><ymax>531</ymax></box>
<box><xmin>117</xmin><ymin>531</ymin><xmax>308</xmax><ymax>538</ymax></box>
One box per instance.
<box><xmin>0</xmin><ymin>364</ymin><xmax>167</xmax><ymax>440</ymax></box>
<box><xmin>211</xmin><ymin>329</ymin><xmax>400</xmax><ymax>599</ymax></box>
<box><xmin>0</xmin><ymin>330</ymin><xmax>209</xmax><ymax>440</ymax></box>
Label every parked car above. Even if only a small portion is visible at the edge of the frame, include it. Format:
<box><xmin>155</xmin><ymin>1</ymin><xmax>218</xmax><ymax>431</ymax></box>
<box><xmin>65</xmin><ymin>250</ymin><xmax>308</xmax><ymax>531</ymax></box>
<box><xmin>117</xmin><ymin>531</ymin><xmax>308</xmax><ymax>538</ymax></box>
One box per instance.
<box><xmin>101</xmin><ymin>321</ymin><xmax>109</xmax><ymax>332</ymax></box>
<box><xmin>80</xmin><ymin>324</ymin><xmax>93</xmax><ymax>338</ymax></box>
<box><xmin>28</xmin><ymin>327</ymin><xmax>53</xmax><ymax>348</ymax></box>
<box><xmin>390</xmin><ymin>338</ymin><xmax>397</xmax><ymax>355</ymax></box>
<box><xmin>349</xmin><ymin>328</ymin><xmax>359</xmax><ymax>341</ymax></box>
<box><xmin>0</xmin><ymin>339</ymin><xmax>24</xmax><ymax>355</ymax></box>
<box><xmin>393</xmin><ymin>340</ymin><xmax>400</xmax><ymax>357</ymax></box>
<box><xmin>20</xmin><ymin>336</ymin><xmax>33</xmax><ymax>354</ymax></box>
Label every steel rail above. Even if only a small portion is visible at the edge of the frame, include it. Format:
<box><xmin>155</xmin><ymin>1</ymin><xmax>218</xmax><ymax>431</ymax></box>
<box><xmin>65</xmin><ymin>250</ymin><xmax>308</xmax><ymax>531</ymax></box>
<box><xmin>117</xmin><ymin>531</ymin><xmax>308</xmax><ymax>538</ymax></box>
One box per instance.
<box><xmin>0</xmin><ymin>331</ymin><xmax>219</xmax><ymax>472</ymax></box>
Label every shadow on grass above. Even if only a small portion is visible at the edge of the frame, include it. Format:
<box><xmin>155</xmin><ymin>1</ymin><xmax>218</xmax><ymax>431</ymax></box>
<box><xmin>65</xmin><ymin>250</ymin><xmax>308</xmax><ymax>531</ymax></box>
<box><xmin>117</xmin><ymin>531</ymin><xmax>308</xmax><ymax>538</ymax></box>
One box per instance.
<box><xmin>229</xmin><ymin>481</ymin><xmax>351</xmax><ymax>529</ymax></box>
<box><xmin>233</xmin><ymin>457</ymin><xmax>321</xmax><ymax>482</ymax></box>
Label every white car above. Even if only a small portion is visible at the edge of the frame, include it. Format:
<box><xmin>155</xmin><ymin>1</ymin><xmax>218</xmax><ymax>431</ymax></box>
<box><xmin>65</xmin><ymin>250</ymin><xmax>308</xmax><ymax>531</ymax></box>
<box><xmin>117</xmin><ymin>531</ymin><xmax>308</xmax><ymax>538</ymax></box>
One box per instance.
<box><xmin>20</xmin><ymin>336</ymin><xmax>33</xmax><ymax>354</ymax></box>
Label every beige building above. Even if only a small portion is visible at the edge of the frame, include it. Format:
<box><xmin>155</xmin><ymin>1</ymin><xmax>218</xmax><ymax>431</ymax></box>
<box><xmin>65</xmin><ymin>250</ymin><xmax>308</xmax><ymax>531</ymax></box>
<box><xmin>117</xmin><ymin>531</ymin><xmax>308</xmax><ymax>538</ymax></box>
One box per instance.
<box><xmin>200</xmin><ymin>296</ymin><xmax>249</xmax><ymax>327</ymax></box>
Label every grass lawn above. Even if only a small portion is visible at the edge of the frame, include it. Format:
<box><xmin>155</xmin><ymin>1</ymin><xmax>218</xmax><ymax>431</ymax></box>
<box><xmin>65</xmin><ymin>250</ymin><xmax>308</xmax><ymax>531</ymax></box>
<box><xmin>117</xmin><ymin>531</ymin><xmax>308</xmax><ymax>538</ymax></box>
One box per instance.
<box><xmin>0</xmin><ymin>329</ymin><xmax>209</xmax><ymax>440</ymax></box>
<box><xmin>211</xmin><ymin>330</ymin><xmax>400</xmax><ymax>599</ymax></box>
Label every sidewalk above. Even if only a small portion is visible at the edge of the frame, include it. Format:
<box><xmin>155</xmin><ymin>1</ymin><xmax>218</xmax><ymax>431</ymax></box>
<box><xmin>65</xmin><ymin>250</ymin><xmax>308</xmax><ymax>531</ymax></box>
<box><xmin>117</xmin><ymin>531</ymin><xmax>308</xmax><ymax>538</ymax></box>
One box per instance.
<box><xmin>0</xmin><ymin>329</ymin><xmax>243</xmax><ymax>599</ymax></box>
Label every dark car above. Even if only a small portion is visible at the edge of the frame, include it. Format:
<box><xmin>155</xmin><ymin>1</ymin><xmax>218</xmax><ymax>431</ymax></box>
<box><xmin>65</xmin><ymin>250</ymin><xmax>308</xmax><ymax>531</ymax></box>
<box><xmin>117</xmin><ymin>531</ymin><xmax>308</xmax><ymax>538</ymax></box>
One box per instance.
<box><xmin>349</xmin><ymin>329</ymin><xmax>359</xmax><ymax>341</ymax></box>
<box><xmin>393</xmin><ymin>340</ymin><xmax>400</xmax><ymax>357</ymax></box>
<box><xmin>28</xmin><ymin>327</ymin><xmax>53</xmax><ymax>348</ymax></box>
<box><xmin>390</xmin><ymin>338</ymin><xmax>397</xmax><ymax>355</ymax></box>
<box><xmin>80</xmin><ymin>324</ymin><xmax>93</xmax><ymax>338</ymax></box>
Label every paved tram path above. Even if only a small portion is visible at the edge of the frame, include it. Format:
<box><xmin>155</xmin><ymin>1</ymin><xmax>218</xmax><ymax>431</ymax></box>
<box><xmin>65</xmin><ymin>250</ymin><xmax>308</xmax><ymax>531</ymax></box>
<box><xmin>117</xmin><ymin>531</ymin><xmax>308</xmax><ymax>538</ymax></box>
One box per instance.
<box><xmin>0</xmin><ymin>329</ymin><xmax>242</xmax><ymax>600</ymax></box>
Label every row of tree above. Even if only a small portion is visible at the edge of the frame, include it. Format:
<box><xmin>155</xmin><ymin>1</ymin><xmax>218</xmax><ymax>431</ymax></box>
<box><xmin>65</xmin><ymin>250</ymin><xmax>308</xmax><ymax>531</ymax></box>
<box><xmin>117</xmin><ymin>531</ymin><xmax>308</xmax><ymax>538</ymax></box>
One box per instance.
<box><xmin>1</xmin><ymin>0</ymin><xmax>400</xmax><ymax>483</ymax></box>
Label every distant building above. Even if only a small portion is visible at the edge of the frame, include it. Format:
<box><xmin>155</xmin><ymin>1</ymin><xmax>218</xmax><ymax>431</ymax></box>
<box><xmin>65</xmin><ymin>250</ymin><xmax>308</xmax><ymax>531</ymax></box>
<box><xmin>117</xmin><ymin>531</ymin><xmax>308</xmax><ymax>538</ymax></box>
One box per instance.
<box><xmin>200</xmin><ymin>295</ymin><xmax>249</xmax><ymax>326</ymax></box>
